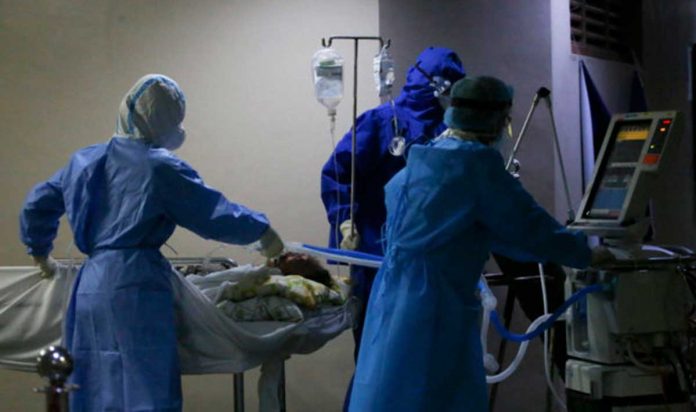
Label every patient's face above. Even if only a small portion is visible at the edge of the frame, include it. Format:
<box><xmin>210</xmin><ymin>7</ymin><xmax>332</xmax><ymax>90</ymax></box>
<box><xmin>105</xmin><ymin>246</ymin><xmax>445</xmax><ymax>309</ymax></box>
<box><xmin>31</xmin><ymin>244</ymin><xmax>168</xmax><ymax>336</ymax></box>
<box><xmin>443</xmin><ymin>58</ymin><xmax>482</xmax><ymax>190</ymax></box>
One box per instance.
<box><xmin>270</xmin><ymin>252</ymin><xmax>333</xmax><ymax>288</ymax></box>
<box><xmin>272</xmin><ymin>252</ymin><xmax>321</xmax><ymax>276</ymax></box>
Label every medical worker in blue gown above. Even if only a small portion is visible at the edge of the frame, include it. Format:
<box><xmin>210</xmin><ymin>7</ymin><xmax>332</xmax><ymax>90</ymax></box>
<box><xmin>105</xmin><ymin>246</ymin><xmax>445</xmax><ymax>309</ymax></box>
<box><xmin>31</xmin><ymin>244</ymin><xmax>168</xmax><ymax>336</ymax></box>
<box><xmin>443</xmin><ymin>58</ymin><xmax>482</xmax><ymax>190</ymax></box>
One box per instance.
<box><xmin>321</xmin><ymin>46</ymin><xmax>465</xmax><ymax>410</ymax></box>
<box><xmin>321</xmin><ymin>45</ymin><xmax>465</xmax><ymax>350</ymax></box>
<box><xmin>348</xmin><ymin>76</ymin><xmax>612</xmax><ymax>411</ymax></box>
<box><xmin>19</xmin><ymin>74</ymin><xmax>284</xmax><ymax>412</ymax></box>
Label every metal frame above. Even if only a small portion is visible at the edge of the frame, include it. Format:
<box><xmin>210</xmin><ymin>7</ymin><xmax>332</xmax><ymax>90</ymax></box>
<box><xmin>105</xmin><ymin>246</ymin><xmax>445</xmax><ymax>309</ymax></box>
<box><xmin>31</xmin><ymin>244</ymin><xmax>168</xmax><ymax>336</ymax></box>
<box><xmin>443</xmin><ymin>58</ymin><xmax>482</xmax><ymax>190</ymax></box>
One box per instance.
<box><xmin>54</xmin><ymin>256</ymin><xmax>238</xmax><ymax>267</ymax></box>
<box><xmin>233</xmin><ymin>363</ymin><xmax>287</xmax><ymax>412</ymax></box>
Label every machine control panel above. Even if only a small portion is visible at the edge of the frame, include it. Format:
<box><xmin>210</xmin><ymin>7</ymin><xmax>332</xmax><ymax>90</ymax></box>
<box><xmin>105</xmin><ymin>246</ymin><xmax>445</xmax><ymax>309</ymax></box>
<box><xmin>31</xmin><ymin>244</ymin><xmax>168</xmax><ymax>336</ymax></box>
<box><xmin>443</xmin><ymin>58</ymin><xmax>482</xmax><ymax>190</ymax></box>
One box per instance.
<box><xmin>641</xmin><ymin>117</ymin><xmax>673</xmax><ymax>167</ymax></box>
<box><xmin>572</xmin><ymin>111</ymin><xmax>679</xmax><ymax>231</ymax></box>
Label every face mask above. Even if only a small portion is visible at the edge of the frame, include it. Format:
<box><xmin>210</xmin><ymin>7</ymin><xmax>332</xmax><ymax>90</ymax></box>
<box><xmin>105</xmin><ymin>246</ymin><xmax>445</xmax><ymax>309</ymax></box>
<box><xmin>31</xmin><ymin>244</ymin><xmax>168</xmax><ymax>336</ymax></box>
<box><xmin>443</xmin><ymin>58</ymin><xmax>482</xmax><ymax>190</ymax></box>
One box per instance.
<box><xmin>158</xmin><ymin>126</ymin><xmax>186</xmax><ymax>151</ymax></box>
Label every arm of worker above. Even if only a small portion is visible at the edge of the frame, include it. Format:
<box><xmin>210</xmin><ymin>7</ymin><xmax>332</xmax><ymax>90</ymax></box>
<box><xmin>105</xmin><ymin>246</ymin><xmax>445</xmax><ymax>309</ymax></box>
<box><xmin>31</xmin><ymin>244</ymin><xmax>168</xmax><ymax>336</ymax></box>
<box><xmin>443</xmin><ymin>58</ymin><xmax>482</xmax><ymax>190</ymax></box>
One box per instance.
<box><xmin>475</xmin><ymin>149</ymin><xmax>591</xmax><ymax>269</ymax></box>
<box><xmin>320</xmin><ymin>111</ymin><xmax>382</xmax><ymax>246</ymax></box>
<box><xmin>19</xmin><ymin>169</ymin><xmax>66</xmax><ymax>257</ymax></box>
<box><xmin>153</xmin><ymin>155</ymin><xmax>272</xmax><ymax>246</ymax></box>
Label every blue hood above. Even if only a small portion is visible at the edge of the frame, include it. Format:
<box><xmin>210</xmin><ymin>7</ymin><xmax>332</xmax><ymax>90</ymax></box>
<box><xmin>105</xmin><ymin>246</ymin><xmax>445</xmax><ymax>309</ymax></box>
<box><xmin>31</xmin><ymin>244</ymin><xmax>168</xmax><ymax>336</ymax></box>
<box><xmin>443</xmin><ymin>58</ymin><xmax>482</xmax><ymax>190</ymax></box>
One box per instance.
<box><xmin>395</xmin><ymin>46</ymin><xmax>466</xmax><ymax>128</ymax></box>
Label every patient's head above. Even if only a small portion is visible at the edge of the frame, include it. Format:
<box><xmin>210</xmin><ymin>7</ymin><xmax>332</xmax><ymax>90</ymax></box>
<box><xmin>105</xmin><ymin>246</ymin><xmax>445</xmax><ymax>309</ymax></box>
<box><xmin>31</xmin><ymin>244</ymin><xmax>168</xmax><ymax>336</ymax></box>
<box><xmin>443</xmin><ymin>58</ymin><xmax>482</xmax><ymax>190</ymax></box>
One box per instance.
<box><xmin>270</xmin><ymin>252</ymin><xmax>334</xmax><ymax>288</ymax></box>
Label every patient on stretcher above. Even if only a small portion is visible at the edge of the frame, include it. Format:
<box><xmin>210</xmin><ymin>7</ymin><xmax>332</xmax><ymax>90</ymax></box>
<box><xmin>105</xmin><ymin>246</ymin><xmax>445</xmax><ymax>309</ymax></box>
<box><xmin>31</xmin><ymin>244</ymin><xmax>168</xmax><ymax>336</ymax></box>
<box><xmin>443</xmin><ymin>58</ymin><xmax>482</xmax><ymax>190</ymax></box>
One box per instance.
<box><xmin>269</xmin><ymin>252</ymin><xmax>336</xmax><ymax>289</ymax></box>
<box><xmin>186</xmin><ymin>252</ymin><xmax>344</xmax><ymax>323</ymax></box>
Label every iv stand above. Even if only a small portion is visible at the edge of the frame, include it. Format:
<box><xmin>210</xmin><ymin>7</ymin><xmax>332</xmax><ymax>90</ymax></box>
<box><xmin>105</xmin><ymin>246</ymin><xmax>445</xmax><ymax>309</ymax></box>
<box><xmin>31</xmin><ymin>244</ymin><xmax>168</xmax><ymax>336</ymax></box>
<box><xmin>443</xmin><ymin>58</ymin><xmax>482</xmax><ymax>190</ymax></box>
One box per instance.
<box><xmin>505</xmin><ymin>87</ymin><xmax>575</xmax><ymax>223</ymax></box>
<box><xmin>321</xmin><ymin>36</ymin><xmax>390</xmax><ymax>237</ymax></box>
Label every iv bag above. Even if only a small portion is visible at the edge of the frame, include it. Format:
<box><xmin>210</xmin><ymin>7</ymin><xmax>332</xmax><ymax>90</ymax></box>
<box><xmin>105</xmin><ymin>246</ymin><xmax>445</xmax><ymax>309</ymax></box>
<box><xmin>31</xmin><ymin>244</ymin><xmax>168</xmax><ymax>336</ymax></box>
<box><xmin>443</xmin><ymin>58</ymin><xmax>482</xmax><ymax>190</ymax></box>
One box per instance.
<box><xmin>312</xmin><ymin>47</ymin><xmax>344</xmax><ymax>115</ymax></box>
<box><xmin>373</xmin><ymin>45</ymin><xmax>395</xmax><ymax>97</ymax></box>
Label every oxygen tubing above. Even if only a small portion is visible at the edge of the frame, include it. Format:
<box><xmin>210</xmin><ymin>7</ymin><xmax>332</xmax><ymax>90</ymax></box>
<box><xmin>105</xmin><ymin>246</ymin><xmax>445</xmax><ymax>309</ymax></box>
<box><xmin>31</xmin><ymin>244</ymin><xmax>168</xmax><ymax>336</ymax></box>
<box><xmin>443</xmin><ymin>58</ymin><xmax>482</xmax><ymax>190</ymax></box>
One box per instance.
<box><xmin>486</xmin><ymin>314</ymin><xmax>551</xmax><ymax>383</ymax></box>
<box><xmin>490</xmin><ymin>283</ymin><xmax>604</xmax><ymax>342</ymax></box>
<box><xmin>284</xmin><ymin>242</ymin><xmax>382</xmax><ymax>268</ymax></box>
<box><xmin>289</xmin><ymin>243</ymin><xmax>604</xmax><ymax>345</ymax></box>
<box><xmin>292</xmin><ymin>243</ymin><xmax>604</xmax><ymax>385</ymax></box>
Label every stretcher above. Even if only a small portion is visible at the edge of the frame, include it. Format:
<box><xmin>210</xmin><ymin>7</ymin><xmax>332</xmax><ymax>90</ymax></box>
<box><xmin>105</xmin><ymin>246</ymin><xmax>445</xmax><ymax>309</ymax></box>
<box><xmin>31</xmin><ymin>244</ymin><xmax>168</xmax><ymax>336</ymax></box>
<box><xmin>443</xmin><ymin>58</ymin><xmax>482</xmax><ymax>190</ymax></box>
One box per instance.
<box><xmin>0</xmin><ymin>257</ymin><xmax>356</xmax><ymax>412</ymax></box>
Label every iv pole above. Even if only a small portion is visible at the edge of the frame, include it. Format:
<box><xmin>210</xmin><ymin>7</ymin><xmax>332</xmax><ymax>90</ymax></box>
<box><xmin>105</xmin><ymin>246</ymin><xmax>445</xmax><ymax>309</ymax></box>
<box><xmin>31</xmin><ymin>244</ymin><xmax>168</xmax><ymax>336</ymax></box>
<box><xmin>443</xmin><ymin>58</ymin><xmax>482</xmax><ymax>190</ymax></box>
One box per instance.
<box><xmin>321</xmin><ymin>36</ymin><xmax>391</xmax><ymax>238</ymax></box>
<box><xmin>505</xmin><ymin>87</ymin><xmax>576</xmax><ymax>223</ymax></box>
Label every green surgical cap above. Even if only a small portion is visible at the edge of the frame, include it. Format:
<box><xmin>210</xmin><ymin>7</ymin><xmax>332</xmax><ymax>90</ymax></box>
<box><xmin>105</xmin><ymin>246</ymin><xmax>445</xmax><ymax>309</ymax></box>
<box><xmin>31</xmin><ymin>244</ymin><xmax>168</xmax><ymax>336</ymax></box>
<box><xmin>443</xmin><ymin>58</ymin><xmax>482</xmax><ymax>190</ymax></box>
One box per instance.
<box><xmin>444</xmin><ymin>76</ymin><xmax>513</xmax><ymax>133</ymax></box>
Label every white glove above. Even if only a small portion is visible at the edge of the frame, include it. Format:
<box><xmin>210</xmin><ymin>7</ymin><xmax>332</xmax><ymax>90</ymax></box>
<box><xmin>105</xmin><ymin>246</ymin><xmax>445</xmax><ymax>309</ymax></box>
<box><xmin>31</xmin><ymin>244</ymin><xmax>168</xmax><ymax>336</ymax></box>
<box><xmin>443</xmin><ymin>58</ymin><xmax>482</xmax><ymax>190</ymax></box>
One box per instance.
<box><xmin>590</xmin><ymin>246</ymin><xmax>616</xmax><ymax>267</ymax></box>
<box><xmin>33</xmin><ymin>255</ymin><xmax>58</xmax><ymax>279</ymax></box>
<box><xmin>259</xmin><ymin>227</ymin><xmax>284</xmax><ymax>258</ymax></box>
<box><xmin>339</xmin><ymin>220</ymin><xmax>360</xmax><ymax>250</ymax></box>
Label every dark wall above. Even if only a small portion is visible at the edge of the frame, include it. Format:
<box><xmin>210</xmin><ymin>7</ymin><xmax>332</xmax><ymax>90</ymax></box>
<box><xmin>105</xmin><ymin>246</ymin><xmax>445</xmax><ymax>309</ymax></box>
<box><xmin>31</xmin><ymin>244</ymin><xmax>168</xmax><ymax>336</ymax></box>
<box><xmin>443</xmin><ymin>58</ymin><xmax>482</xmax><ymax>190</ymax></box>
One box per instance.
<box><xmin>379</xmin><ymin>0</ymin><xmax>556</xmax><ymax>209</ymax></box>
<box><xmin>642</xmin><ymin>1</ymin><xmax>696</xmax><ymax>246</ymax></box>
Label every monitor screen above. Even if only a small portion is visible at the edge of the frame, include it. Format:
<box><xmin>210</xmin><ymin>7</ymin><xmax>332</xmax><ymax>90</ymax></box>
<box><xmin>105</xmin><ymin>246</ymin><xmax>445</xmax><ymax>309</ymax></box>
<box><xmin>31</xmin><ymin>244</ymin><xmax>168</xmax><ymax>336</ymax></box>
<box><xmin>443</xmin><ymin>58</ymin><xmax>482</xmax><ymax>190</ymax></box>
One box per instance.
<box><xmin>583</xmin><ymin>120</ymin><xmax>651</xmax><ymax>220</ymax></box>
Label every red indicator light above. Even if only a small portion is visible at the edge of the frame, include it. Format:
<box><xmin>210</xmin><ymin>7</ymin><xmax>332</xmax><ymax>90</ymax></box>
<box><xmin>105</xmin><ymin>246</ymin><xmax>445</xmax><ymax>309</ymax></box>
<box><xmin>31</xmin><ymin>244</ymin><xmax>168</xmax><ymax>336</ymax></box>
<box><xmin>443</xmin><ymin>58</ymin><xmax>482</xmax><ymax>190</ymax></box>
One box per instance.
<box><xmin>662</xmin><ymin>119</ymin><xmax>672</xmax><ymax>125</ymax></box>
<box><xmin>643</xmin><ymin>154</ymin><xmax>660</xmax><ymax>165</ymax></box>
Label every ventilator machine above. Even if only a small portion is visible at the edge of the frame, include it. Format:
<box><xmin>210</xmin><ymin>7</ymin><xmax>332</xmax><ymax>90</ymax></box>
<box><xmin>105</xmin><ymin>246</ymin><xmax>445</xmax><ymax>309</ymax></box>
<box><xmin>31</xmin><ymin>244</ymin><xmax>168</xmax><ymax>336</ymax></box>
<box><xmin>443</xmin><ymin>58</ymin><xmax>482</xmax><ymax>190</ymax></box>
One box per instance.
<box><xmin>566</xmin><ymin>111</ymin><xmax>696</xmax><ymax>411</ymax></box>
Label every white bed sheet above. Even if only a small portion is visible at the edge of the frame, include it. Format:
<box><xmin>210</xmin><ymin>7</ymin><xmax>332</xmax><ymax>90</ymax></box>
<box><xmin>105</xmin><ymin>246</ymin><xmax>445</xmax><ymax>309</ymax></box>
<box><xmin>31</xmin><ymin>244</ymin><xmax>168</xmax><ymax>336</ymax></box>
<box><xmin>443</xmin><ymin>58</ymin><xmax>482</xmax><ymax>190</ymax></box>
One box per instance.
<box><xmin>0</xmin><ymin>264</ymin><xmax>356</xmax><ymax>374</ymax></box>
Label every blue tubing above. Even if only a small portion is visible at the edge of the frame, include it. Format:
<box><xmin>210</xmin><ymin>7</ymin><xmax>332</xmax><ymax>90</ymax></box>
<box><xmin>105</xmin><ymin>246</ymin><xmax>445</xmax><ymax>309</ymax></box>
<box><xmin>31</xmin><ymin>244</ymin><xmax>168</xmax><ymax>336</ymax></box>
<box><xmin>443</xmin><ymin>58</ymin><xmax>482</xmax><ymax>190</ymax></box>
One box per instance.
<box><xmin>300</xmin><ymin>243</ymin><xmax>384</xmax><ymax>262</ymax></box>
<box><xmin>303</xmin><ymin>242</ymin><xmax>604</xmax><ymax>343</ymax></box>
<box><xmin>490</xmin><ymin>283</ymin><xmax>604</xmax><ymax>342</ymax></box>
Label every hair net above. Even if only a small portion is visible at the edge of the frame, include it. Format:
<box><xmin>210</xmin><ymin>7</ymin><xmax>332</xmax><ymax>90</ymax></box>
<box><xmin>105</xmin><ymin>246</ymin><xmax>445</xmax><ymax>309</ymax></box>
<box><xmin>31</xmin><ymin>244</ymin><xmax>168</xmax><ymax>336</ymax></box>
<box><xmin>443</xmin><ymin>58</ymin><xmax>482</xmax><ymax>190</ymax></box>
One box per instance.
<box><xmin>444</xmin><ymin>76</ymin><xmax>513</xmax><ymax>135</ymax></box>
<box><xmin>116</xmin><ymin>74</ymin><xmax>187</xmax><ymax>150</ymax></box>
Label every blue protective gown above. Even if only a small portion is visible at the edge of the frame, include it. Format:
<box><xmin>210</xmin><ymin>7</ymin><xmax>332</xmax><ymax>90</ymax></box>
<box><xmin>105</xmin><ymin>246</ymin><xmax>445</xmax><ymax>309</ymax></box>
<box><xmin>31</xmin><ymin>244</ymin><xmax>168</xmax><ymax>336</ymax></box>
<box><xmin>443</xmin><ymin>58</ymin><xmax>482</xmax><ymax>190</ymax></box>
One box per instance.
<box><xmin>20</xmin><ymin>137</ymin><xmax>269</xmax><ymax>412</ymax></box>
<box><xmin>320</xmin><ymin>46</ymin><xmax>465</xmax><ymax>348</ymax></box>
<box><xmin>348</xmin><ymin>137</ymin><xmax>592</xmax><ymax>412</ymax></box>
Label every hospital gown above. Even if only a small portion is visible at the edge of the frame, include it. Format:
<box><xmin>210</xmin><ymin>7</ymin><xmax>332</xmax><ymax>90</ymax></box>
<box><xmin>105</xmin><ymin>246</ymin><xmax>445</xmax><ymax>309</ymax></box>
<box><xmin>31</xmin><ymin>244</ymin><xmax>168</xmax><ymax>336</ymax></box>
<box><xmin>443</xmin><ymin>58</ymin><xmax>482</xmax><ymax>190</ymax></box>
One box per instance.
<box><xmin>20</xmin><ymin>137</ymin><xmax>269</xmax><ymax>412</ymax></box>
<box><xmin>320</xmin><ymin>51</ymin><xmax>466</xmax><ymax>407</ymax></box>
<box><xmin>349</xmin><ymin>137</ymin><xmax>591</xmax><ymax>412</ymax></box>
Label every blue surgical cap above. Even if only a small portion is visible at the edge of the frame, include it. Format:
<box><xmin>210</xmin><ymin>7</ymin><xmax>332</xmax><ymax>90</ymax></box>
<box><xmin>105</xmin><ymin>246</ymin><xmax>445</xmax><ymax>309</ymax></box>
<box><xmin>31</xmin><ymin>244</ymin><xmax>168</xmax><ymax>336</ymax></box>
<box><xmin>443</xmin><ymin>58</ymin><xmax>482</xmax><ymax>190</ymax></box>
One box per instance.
<box><xmin>116</xmin><ymin>74</ymin><xmax>186</xmax><ymax>149</ymax></box>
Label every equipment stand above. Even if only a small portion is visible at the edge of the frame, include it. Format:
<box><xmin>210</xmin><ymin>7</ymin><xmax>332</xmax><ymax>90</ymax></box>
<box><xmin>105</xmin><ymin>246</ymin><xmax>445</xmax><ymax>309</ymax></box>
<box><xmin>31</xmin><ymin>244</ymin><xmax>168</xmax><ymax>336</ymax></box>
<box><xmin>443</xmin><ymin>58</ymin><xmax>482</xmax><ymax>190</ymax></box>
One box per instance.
<box><xmin>505</xmin><ymin>87</ymin><xmax>575</xmax><ymax>222</ymax></box>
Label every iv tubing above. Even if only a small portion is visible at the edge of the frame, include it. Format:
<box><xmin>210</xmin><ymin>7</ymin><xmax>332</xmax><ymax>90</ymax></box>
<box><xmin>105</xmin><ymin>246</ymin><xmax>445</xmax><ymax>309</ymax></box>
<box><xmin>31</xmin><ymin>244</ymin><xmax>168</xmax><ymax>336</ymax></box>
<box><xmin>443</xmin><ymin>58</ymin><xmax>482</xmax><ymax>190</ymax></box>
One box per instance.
<box><xmin>538</xmin><ymin>263</ymin><xmax>567</xmax><ymax>410</ymax></box>
<box><xmin>349</xmin><ymin>40</ymin><xmax>358</xmax><ymax>237</ymax></box>
<box><xmin>328</xmin><ymin>112</ymin><xmax>343</xmax><ymax>277</ymax></box>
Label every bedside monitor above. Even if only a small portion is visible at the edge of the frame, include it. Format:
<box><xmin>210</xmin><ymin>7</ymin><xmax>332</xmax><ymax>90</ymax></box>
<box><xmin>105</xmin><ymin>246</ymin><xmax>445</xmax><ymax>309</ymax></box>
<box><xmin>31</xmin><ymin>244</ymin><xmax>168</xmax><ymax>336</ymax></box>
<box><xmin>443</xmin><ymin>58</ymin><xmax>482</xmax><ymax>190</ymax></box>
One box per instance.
<box><xmin>574</xmin><ymin>111</ymin><xmax>679</xmax><ymax>230</ymax></box>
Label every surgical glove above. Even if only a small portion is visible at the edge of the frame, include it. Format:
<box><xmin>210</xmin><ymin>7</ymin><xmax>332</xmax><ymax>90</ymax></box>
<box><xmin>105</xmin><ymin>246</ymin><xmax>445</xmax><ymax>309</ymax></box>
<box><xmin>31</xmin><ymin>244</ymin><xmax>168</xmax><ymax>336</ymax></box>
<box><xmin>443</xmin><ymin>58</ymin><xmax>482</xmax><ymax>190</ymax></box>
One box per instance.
<box><xmin>339</xmin><ymin>220</ymin><xmax>360</xmax><ymax>250</ymax></box>
<box><xmin>259</xmin><ymin>227</ymin><xmax>284</xmax><ymax>259</ymax></box>
<box><xmin>590</xmin><ymin>246</ymin><xmax>616</xmax><ymax>267</ymax></box>
<box><xmin>33</xmin><ymin>255</ymin><xmax>58</xmax><ymax>279</ymax></box>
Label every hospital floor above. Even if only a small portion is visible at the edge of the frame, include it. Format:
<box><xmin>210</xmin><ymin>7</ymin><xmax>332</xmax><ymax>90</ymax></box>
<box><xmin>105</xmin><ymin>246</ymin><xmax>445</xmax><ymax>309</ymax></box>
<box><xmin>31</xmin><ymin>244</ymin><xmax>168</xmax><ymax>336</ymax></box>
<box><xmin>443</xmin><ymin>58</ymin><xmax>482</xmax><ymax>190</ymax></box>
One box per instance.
<box><xmin>0</xmin><ymin>295</ymin><xmax>558</xmax><ymax>411</ymax></box>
